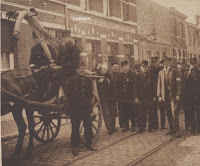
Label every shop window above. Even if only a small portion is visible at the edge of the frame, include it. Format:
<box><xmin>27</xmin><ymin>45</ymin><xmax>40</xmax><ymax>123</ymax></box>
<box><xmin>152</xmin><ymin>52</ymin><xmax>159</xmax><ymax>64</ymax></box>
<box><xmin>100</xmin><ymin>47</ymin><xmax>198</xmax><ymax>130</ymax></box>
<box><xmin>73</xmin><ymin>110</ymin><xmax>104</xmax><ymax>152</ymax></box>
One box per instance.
<box><xmin>163</xmin><ymin>52</ymin><xmax>167</xmax><ymax>57</ymax></box>
<box><xmin>1</xmin><ymin>53</ymin><xmax>14</xmax><ymax>72</ymax></box>
<box><xmin>45</xmin><ymin>28</ymin><xmax>56</xmax><ymax>37</ymax></box>
<box><xmin>73</xmin><ymin>38</ymin><xmax>82</xmax><ymax>51</ymax></box>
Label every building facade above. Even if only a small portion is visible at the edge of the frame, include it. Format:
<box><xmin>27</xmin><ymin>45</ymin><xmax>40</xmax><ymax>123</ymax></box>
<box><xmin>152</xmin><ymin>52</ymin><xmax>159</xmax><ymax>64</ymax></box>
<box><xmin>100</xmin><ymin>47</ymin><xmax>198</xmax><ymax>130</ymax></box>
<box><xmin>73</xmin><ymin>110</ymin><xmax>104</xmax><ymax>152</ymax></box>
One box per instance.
<box><xmin>1</xmin><ymin>0</ymin><xmax>139</xmax><ymax>71</ymax></box>
<box><xmin>170</xmin><ymin>7</ymin><xmax>187</xmax><ymax>65</ymax></box>
<box><xmin>137</xmin><ymin>0</ymin><xmax>171</xmax><ymax>64</ymax></box>
<box><xmin>185</xmin><ymin>22</ymin><xmax>200</xmax><ymax>63</ymax></box>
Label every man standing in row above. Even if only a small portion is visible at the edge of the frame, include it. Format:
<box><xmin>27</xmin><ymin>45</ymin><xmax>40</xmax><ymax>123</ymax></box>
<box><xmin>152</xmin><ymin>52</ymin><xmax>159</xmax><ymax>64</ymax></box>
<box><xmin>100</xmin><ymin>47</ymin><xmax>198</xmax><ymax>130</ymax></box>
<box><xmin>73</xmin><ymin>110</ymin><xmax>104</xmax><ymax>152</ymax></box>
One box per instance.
<box><xmin>157</xmin><ymin>56</ymin><xmax>177</xmax><ymax>135</ymax></box>
<box><xmin>66</xmin><ymin>61</ymin><xmax>94</xmax><ymax>156</ymax></box>
<box><xmin>148</xmin><ymin>57</ymin><xmax>163</xmax><ymax>131</ymax></box>
<box><xmin>137</xmin><ymin>60</ymin><xmax>150</xmax><ymax>133</ymax></box>
<box><xmin>117</xmin><ymin>60</ymin><xmax>139</xmax><ymax>132</ymax></box>
<box><xmin>183</xmin><ymin>58</ymin><xmax>200</xmax><ymax>134</ymax></box>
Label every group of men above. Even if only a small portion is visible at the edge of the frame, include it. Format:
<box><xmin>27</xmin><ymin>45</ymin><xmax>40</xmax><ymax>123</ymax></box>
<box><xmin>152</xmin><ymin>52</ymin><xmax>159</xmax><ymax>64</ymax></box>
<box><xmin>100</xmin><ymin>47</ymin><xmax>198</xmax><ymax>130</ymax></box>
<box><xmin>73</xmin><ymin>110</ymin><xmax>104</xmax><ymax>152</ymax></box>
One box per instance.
<box><xmin>110</xmin><ymin>56</ymin><xmax>200</xmax><ymax>135</ymax></box>
<box><xmin>29</xmin><ymin>29</ymin><xmax>200</xmax><ymax>156</ymax></box>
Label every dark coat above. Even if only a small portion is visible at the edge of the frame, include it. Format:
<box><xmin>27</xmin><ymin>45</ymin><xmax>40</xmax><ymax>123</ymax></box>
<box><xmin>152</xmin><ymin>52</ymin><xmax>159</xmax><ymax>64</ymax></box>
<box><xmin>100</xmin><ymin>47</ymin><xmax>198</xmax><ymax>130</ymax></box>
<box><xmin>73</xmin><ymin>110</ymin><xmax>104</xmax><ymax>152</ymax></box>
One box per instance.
<box><xmin>97</xmin><ymin>73</ymin><xmax>114</xmax><ymax>102</ymax></box>
<box><xmin>183</xmin><ymin>68</ymin><xmax>200</xmax><ymax>105</ymax></box>
<box><xmin>136</xmin><ymin>71</ymin><xmax>151</xmax><ymax>101</ymax></box>
<box><xmin>55</xmin><ymin>42</ymin><xmax>80</xmax><ymax>78</ymax></box>
<box><xmin>110</xmin><ymin>71</ymin><xmax>119</xmax><ymax>100</ymax></box>
<box><xmin>29</xmin><ymin>43</ymin><xmax>56</xmax><ymax>70</ymax></box>
<box><xmin>66</xmin><ymin>74</ymin><xmax>93</xmax><ymax>113</ymax></box>
<box><xmin>117</xmin><ymin>71</ymin><xmax>138</xmax><ymax>104</ymax></box>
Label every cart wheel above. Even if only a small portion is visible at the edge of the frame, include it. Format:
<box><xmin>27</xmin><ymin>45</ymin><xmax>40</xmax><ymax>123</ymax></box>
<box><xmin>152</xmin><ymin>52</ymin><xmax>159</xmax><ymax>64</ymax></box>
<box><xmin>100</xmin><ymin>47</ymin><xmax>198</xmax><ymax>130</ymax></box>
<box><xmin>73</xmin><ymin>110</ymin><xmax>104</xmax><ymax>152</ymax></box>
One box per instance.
<box><xmin>33</xmin><ymin>112</ymin><xmax>61</xmax><ymax>144</ymax></box>
<box><xmin>80</xmin><ymin>94</ymin><xmax>102</xmax><ymax>142</ymax></box>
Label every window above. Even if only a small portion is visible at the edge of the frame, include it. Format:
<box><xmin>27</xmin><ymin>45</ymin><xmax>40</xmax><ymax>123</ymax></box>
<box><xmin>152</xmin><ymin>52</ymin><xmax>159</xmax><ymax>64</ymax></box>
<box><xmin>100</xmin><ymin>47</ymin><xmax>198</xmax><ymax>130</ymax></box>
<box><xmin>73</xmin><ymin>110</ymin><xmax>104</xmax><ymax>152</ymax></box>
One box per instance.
<box><xmin>172</xmin><ymin>19</ymin><xmax>177</xmax><ymax>36</ymax></box>
<box><xmin>109</xmin><ymin>0</ymin><xmax>121</xmax><ymax>18</ymax></box>
<box><xmin>66</xmin><ymin>0</ymin><xmax>81</xmax><ymax>6</ymax></box>
<box><xmin>122</xmin><ymin>0</ymin><xmax>127</xmax><ymax>21</ymax></box>
<box><xmin>1</xmin><ymin>53</ymin><xmax>14</xmax><ymax>72</ymax></box>
<box><xmin>180</xmin><ymin>23</ymin><xmax>185</xmax><ymax>38</ymax></box>
<box><xmin>89</xmin><ymin>0</ymin><xmax>103</xmax><ymax>13</ymax></box>
<box><xmin>1</xmin><ymin>19</ymin><xmax>16</xmax><ymax>71</ymax></box>
<box><xmin>188</xmin><ymin>31</ymin><xmax>192</xmax><ymax>44</ymax></box>
<box><xmin>193</xmin><ymin>33</ymin><xmax>196</xmax><ymax>45</ymax></box>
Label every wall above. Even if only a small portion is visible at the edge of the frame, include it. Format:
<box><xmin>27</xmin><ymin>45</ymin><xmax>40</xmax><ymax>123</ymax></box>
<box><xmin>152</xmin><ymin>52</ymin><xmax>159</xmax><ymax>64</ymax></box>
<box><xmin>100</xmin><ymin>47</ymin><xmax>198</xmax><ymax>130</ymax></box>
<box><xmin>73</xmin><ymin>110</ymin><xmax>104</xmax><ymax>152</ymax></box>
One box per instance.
<box><xmin>137</xmin><ymin>0</ymin><xmax>171</xmax><ymax>63</ymax></box>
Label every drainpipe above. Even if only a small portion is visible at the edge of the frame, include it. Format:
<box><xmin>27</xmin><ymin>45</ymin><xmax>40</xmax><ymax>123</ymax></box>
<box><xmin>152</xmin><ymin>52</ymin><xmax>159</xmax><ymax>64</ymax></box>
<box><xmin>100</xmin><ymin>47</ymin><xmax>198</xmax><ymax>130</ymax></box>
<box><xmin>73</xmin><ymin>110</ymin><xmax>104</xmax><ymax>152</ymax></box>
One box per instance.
<box><xmin>65</xmin><ymin>0</ymin><xmax>69</xmax><ymax>30</ymax></box>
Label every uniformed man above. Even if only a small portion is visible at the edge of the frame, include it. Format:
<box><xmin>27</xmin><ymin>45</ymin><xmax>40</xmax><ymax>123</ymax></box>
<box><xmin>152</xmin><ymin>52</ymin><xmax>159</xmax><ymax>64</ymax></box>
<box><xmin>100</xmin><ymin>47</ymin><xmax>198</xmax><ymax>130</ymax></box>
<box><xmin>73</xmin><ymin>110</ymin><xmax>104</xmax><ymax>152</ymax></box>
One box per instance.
<box><xmin>183</xmin><ymin>58</ymin><xmax>200</xmax><ymax>134</ymax></box>
<box><xmin>137</xmin><ymin>60</ymin><xmax>150</xmax><ymax>133</ymax></box>
<box><xmin>66</xmin><ymin>61</ymin><xmax>94</xmax><ymax>156</ymax></box>
<box><xmin>29</xmin><ymin>31</ymin><xmax>56</xmax><ymax>100</ymax></box>
<box><xmin>148</xmin><ymin>57</ymin><xmax>164</xmax><ymax>130</ymax></box>
<box><xmin>117</xmin><ymin>60</ymin><xmax>139</xmax><ymax>132</ymax></box>
<box><xmin>47</xmin><ymin>30</ymin><xmax>80</xmax><ymax>98</ymax></box>
<box><xmin>110</xmin><ymin>60</ymin><xmax>121</xmax><ymax>128</ymax></box>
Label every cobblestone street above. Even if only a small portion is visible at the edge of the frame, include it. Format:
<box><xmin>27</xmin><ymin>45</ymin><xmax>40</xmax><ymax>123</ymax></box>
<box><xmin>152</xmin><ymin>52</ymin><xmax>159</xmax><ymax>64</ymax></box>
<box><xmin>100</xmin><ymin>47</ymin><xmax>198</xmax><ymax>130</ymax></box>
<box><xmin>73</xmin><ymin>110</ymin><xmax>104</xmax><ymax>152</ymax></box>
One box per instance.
<box><xmin>136</xmin><ymin>133</ymin><xmax>200</xmax><ymax>166</ymax></box>
<box><xmin>2</xmin><ymin>115</ymin><xmax>196</xmax><ymax>166</ymax></box>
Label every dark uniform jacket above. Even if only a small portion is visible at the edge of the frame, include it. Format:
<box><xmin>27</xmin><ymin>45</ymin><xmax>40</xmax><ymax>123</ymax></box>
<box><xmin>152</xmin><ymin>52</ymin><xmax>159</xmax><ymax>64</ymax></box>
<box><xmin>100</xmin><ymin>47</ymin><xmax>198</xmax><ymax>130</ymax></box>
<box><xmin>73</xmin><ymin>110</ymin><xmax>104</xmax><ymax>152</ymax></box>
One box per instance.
<box><xmin>117</xmin><ymin>71</ymin><xmax>138</xmax><ymax>104</ymax></box>
<box><xmin>55</xmin><ymin>41</ymin><xmax>80</xmax><ymax>78</ymax></box>
<box><xmin>110</xmin><ymin>72</ymin><xmax>119</xmax><ymax>100</ymax></box>
<box><xmin>66</xmin><ymin>73</ymin><xmax>93</xmax><ymax>112</ymax></box>
<box><xmin>183</xmin><ymin>67</ymin><xmax>200</xmax><ymax>105</ymax></box>
<box><xmin>97</xmin><ymin>73</ymin><xmax>114</xmax><ymax>102</ymax></box>
<box><xmin>29</xmin><ymin>43</ymin><xmax>56</xmax><ymax>71</ymax></box>
<box><xmin>137</xmin><ymin>71</ymin><xmax>151</xmax><ymax>101</ymax></box>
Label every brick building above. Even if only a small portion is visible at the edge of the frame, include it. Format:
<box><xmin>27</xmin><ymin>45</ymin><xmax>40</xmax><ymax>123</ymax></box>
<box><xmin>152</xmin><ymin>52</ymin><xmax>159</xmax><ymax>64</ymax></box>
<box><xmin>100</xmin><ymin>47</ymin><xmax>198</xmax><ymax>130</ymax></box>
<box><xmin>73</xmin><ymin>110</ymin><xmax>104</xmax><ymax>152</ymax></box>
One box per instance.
<box><xmin>185</xmin><ymin>21</ymin><xmax>200</xmax><ymax>63</ymax></box>
<box><xmin>1</xmin><ymin>0</ymin><xmax>138</xmax><ymax>71</ymax></box>
<box><xmin>170</xmin><ymin>7</ymin><xmax>187</xmax><ymax>65</ymax></box>
<box><xmin>137</xmin><ymin>0</ymin><xmax>171</xmax><ymax>64</ymax></box>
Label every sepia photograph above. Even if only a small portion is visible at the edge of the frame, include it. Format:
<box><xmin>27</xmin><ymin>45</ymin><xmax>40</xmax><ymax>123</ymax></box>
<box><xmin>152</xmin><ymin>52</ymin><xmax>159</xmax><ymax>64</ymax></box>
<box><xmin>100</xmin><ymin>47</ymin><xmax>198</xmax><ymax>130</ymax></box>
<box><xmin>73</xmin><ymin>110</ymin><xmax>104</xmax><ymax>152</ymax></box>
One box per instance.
<box><xmin>1</xmin><ymin>0</ymin><xmax>200</xmax><ymax>165</ymax></box>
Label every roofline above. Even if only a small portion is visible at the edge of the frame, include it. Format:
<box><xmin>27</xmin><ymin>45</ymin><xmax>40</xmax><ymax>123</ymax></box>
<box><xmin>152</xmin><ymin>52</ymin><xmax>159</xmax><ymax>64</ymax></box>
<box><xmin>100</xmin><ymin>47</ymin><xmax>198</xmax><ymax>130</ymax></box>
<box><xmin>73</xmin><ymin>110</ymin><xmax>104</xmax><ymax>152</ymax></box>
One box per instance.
<box><xmin>170</xmin><ymin>7</ymin><xmax>187</xmax><ymax>19</ymax></box>
<box><xmin>186</xmin><ymin>21</ymin><xmax>200</xmax><ymax>30</ymax></box>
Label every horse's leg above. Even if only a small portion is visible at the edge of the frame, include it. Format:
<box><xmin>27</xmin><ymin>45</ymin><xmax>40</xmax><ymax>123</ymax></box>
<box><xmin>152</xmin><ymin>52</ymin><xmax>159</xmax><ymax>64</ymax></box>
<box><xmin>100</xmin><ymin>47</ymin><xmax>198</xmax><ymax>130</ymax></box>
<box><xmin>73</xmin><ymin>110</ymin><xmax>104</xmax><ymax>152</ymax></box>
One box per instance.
<box><xmin>12</xmin><ymin>107</ymin><xmax>27</xmax><ymax>156</ymax></box>
<box><xmin>25</xmin><ymin>108</ymin><xmax>34</xmax><ymax>155</ymax></box>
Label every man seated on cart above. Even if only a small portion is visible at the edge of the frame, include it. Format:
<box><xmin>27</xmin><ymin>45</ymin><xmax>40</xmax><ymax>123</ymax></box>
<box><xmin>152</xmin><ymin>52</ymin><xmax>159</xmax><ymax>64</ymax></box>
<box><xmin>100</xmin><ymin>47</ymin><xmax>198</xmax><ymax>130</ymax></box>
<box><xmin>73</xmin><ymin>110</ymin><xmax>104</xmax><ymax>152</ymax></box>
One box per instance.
<box><xmin>66</xmin><ymin>61</ymin><xmax>95</xmax><ymax>156</ymax></box>
<box><xmin>29</xmin><ymin>30</ymin><xmax>80</xmax><ymax>102</ymax></box>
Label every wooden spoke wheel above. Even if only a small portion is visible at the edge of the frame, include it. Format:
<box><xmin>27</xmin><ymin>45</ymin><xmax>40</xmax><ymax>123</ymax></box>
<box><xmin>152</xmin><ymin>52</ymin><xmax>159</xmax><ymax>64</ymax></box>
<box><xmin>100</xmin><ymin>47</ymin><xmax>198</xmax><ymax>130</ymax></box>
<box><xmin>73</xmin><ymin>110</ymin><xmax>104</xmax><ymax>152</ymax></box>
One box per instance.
<box><xmin>80</xmin><ymin>95</ymin><xmax>102</xmax><ymax>142</ymax></box>
<box><xmin>33</xmin><ymin>112</ymin><xmax>61</xmax><ymax>143</ymax></box>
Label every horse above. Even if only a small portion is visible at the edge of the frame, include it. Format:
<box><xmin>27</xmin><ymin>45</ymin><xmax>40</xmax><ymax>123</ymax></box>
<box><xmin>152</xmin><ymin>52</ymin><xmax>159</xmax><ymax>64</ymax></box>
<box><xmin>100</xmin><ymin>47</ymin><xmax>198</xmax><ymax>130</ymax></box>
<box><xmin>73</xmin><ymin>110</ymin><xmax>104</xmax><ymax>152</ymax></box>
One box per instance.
<box><xmin>1</xmin><ymin>69</ymin><xmax>37</xmax><ymax>156</ymax></box>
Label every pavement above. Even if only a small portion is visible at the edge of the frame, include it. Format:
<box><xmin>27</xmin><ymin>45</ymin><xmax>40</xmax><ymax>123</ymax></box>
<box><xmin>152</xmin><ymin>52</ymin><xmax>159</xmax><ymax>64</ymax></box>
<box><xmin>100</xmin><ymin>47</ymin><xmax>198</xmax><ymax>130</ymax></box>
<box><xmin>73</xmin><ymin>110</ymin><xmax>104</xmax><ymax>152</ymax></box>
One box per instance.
<box><xmin>137</xmin><ymin>133</ymin><xmax>200</xmax><ymax>166</ymax></box>
<box><xmin>1</xmin><ymin>113</ymin><xmax>200</xmax><ymax>166</ymax></box>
